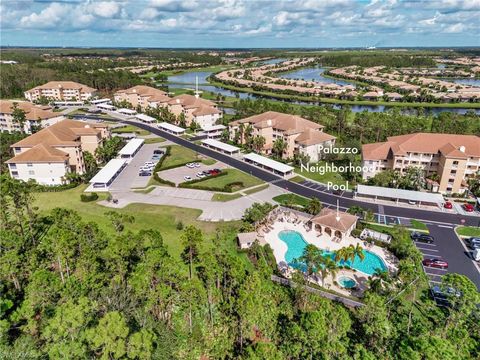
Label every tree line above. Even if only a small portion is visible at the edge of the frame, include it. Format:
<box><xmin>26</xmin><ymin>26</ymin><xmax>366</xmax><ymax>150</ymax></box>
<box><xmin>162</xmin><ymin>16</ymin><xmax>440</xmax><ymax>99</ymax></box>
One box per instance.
<box><xmin>1</xmin><ymin>181</ymin><xmax>479</xmax><ymax>359</ymax></box>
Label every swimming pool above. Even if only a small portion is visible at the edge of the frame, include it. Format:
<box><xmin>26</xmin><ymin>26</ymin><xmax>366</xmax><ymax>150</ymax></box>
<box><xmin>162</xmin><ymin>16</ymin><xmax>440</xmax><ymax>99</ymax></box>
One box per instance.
<box><xmin>278</xmin><ymin>230</ymin><xmax>387</xmax><ymax>276</ymax></box>
<box><xmin>338</xmin><ymin>276</ymin><xmax>357</xmax><ymax>289</ymax></box>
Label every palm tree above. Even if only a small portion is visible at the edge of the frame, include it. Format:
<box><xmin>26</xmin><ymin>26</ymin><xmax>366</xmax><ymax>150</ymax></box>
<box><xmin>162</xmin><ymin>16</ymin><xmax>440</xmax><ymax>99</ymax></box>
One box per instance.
<box><xmin>352</xmin><ymin>243</ymin><xmax>365</xmax><ymax>262</ymax></box>
<box><xmin>306</xmin><ymin>197</ymin><xmax>322</xmax><ymax>215</ymax></box>
<box><xmin>252</xmin><ymin>135</ymin><xmax>266</xmax><ymax>153</ymax></box>
<box><xmin>272</xmin><ymin>138</ymin><xmax>287</xmax><ymax>159</ymax></box>
<box><xmin>317</xmin><ymin>255</ymin><xmax>338</xmax><ymax>287</ymax></box>
<box><xmin>298</xmin><ymin>244</ymin><xmax>321</xmax><ymax>278</ymax></box>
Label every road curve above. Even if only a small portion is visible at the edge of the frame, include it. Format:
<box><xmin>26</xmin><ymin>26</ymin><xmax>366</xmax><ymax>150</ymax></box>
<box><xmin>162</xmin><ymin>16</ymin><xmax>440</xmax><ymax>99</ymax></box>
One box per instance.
<box><xmin>121</xmin><ymin>119</ymin><xmax>480</xmax><ymax>228</ymax></box>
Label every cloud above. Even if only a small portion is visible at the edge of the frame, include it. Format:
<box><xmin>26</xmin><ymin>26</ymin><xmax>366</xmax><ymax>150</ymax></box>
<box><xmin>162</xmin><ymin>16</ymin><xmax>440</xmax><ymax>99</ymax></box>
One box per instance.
<box><xmin>20</xmin><ymin>3</ymin><xmax>69</xmax><ymax>29</ymax></box>
<box><xmin>443</xmin><ymin>22</ymin><xmax>467</xmax><ymax>32</ymax></box>
<box><xmin>89</xmin><ymin>1</ymin><xmax>120</xmax><ymax>18</ymax></box>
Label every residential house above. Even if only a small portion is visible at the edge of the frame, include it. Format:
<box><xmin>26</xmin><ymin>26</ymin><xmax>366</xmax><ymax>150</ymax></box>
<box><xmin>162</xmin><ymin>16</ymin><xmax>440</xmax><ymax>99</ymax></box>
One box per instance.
<box><xmin>167</xmin><ymin>94</ymin><xmax>222</xmax><ymax>129</ymax></box>
<box><xmin>362</xmin><ymin>133</ymin><xmax>480</xmax><ymax>194</ymax></box>
<box><xmin>6</xmin><ymin>119</ymin><xmax>110</xmax><ymax>186</ymax></box>
<box><xmin>0</xmin><ymin>100</ymin><xmax>65</xmax><ymax>133</ymax></box>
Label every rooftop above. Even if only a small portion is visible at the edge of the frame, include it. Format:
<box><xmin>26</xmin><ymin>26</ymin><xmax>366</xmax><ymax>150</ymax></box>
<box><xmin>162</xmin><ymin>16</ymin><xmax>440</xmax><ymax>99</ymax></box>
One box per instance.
<box><xmin>202</xmin><ymin>138</ymin><xmax>240</xmax><ymax>153</ymax></box>
<box><xmin>243</xmin><ymin>152</ymin><xmax>294</xmax><ymax>174</ymax></box>
<box><xmin>356</xmin><ymin>184</ymin><xmax>445</xmax><ymax>204</ymax></box>
<box><xmin>27</xmin><ymin>81</ymin><xmax>96</xmax><ymax>93</ymax></box>
<box><xmin>0</xmin><ymin>100</ymin><xmax>61</xmax><ymax>121</ymax></box>
<box><xmin>118</xmin><ymin>138</ymin><xmax>144</xmax><ymax>156</ymax></box>
<box><xmin>89</xmin><ymin>158</ymin><xmax>127</xmax><ymax>185</ymax></box>
<box><xmin>310</xmin><ymin>208</ymin><xmax>358</xmax><ymax>232</ymax></box>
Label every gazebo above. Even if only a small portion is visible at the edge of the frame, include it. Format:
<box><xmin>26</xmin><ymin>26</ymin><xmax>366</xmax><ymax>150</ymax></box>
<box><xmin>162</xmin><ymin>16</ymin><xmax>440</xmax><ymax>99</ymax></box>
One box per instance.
<box><xmin>308</xmin><ymin>208</ymin><xmax>358</xmax><ymax>240</ymax></box>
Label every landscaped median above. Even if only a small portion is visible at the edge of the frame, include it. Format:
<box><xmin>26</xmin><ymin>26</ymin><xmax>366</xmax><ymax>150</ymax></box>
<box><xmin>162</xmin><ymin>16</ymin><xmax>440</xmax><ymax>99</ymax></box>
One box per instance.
<box><xmin>456</xmin><ymin>226</ymin><xmax>480</xmax><ymax>237</ymax></box>
<box><xmin>180</xmin><ymin>169</ymin><xmax>263</xmax><ymax>193</ymax></box>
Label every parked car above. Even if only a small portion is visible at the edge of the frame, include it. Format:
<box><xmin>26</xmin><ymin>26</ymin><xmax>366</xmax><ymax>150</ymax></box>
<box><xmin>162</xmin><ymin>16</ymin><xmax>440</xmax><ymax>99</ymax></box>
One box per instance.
<box><xmin>466</xmin><ymin>237</ymin><xmax>480</xmax><ymax>249</ymax></box>
<box><xmin>153</xmin><ymin>149</ymin><xmax>164</xmax><ymax>155</ymax></box>
<box><xmin>139</xmin><ymin>166</ymin><xmax>153</xmax><ymax>171</ymax></box>
<box><xmin>423</xmin><ymin>258</ymin><xmax>448</xmax><ymax>269</ymax></box>
<box><xmin>151</xmin><ymin>155</ymin><xmax>161</xmax><ymax>160</ymax></box>
<box><xmin>431</xmin><ymin>285</ymin><xmax>461</xmax><ymax>307</ymax></box>
<box><xmin>139</xmin><ymin>171</ymin><xmax>152</xmax><ymax>177</ymax></box>
<box><xmin>463</xmin><ymin>203</ymin><xmax>475</xmax><ymax>212</ymax></box>
<box><xmin>184</xmin><ymin>176</ymin><xmax>192</xmax><ymax>181</ymax></box>
<box><xmin>194</xmin><ymin>163</ymin><xmax>201</xmax><ymax>168</ymax></box>
<box><xmin>408</xmin><ymin>200</ymin><xmax>417</xmax><ymax>205</ymax></box>
<box><xmin>443</xmin><ymin>201</ymin><xmax>453</xmax><ymax>209</ymax></box>
<box><xmin>411</xmin><ymin>232</ymin><xmax>434</xmax><ymax>244</ymax></box>
<box><xmin>196</xmin><ymin>172</ymin><xmax>205</xmax><ymax>178</ymax></box>
<box><xmin>208</xmin><ymin>169</ymin><xmax>220</xmax><ymax>175</ymax></box>
<box><xmin>186</xmin><ymin>163</ymin><xmax>195</xmax><ymax>168</ymax></box>
<box><xmin>144</xmin><ymin>161</ymin><xmax>155</xmax><ymax>167</ymax></box>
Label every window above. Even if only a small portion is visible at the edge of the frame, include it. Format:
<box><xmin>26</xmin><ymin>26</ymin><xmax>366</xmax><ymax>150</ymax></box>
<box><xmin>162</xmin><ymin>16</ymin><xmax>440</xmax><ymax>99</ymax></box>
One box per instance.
<box><xmin>11</xmin><ymin>171</ymin><xmax>18</xmax><ymax>177</ymax></box>
<box><xmin>28</xmin><ymin>170</ymin><xmax>35</xmax><ymax>176</ymax></box>
<box><xmin>9</xmin><ymin>163</ymin><xmax>16</xmax><ymax>169</ymax></box>
<box><xmin>453</xmin><ymin>161</ymin><xmax>459</xmax><ymax>165</ymax></box>
<box><xmin>27</xmin><ymin>163</ymin><xmax>33</xmax><ymax>167</ymax></box>
<box><xmin>14</xmin><ymin>147</ymin><xmax>21</xmax><ymax>152</ymax></box>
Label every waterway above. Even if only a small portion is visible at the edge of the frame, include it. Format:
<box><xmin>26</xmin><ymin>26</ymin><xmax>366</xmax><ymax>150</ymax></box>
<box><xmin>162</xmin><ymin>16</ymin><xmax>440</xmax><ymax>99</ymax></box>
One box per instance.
<box><xmin>165</xmin><ymin>68</ymin><xmax>480</xmax><ymax>115</ymax></box>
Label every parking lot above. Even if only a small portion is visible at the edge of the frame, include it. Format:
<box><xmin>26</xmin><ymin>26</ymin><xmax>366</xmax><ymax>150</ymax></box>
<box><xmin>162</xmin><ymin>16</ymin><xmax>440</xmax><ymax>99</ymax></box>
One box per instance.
<box><xmin>110</xmin><ymin>143</ymin><xmax>165</xmax><ymax>190</ymax></box>
<box><xmin>157</xmin><ymin>162</ymin><xmax>229</xmax><ymax>185</ymax></box>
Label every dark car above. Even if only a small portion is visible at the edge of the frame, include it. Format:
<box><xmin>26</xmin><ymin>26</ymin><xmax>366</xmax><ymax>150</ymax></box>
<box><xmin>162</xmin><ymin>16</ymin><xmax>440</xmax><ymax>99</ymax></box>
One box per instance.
<box><xmin>423</xmin><ymin>258</ymin><xmax>448</xmax><ymax>269</ymax></box>
<box><xmin>410</xmin><ymin>232</ymin><xmax>434</xmax><ymax>244</ymax></box>
<box><xmin>138</xmin><ymin>171</ymin><xmax>152</xmax><ymax>177</ymax></box>
<box><xmin>153</xmin><ymin>149</ymin><xmax>164</xmax><ymax>155</ymax></box>
<box><xmin>430</xmin><ymin>285</ymin><xmax>462</xmax><ymax>307</ymax></box>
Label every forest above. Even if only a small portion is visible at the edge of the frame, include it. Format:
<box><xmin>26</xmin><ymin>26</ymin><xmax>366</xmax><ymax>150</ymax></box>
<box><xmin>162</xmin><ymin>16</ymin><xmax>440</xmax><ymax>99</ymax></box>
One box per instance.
<box><xmin>1</xmin><ymin>177</ymin><xmax>479</xmax><ymax>359</ymax></box>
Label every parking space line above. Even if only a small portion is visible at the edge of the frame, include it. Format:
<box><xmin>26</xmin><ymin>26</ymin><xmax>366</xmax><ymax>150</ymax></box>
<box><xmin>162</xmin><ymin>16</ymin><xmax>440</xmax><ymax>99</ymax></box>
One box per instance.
<box><xmin>414</xmin><ymin>242</ymin><xmax>437</xmax><ymax>247</ymax></box>
<box><xmin>417</xmin><ymin>247</ymin><xmax>439</xmax><ymax>252</ymax></box>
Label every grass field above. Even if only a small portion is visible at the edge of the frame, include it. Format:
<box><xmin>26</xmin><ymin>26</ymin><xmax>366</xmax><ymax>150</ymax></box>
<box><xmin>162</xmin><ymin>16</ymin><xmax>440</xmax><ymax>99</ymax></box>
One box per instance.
<box><xmin>112</xmin><ymin>125</ymin><xmax>150</xmax><ymax>136</ymax></box>
<box><xmin>143</xmin><ymin>137</ymin><xmax>165</xmax><ymax>144</ymax></box>
<box><xmin>410</xmin><ymin>220</ymin><xmax>429</xmax><ymax>232</ymax></box>
<box><xmin>295</xmin><ymin>162</ymin><xmax>348</xmax><ymax>187</ymax></box>
<box><xmin>160</xmin><ymin>145</ymin><xmax>200</xmax><ymax>169</ymax></box>
<box><xmin>456</xmin><ymin>226</ymin><xmax>480</xmax><ymax>237</ymax></box>
<box><xmin>212</xmin><ymin>193</ymin><xmax>243</xmax><ymax>202</ymax></box>
<box><xmin>273</xmin><ymin>193</ymin><xmax>310</xmax><ymax>207</ymax></box>
<box><xmin>188</xmin><ymin>169</ymin><xmax>263</xmax><ymax>191</ymax></box>
<box><xmin>244</xmin><ymin>184</ymin><xmax>269</xmax><ymax>195</ymax></box>
<box><xmin>33</xmin><ymin>185</ymin><xmax>240</xmax><ymax>260</ymax></box>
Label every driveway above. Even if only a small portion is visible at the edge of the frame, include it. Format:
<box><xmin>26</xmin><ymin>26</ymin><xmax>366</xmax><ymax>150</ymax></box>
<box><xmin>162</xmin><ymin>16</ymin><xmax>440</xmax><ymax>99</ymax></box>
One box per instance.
<box><xmin>110</xmin><ymin>143</ymin><xmax>166</xmax><ymax>190</ymax></box>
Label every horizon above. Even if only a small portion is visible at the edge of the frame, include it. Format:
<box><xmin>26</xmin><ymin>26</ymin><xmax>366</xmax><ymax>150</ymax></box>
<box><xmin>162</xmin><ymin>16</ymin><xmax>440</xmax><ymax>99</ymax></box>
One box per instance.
<box><xmin>1</xmin><ymin>0</ymin><xmax>479</xmax><ymax>48</ymax></box>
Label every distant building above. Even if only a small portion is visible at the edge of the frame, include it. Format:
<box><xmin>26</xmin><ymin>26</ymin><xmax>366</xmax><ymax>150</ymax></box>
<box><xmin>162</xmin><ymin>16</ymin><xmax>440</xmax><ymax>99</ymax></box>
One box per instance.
<box><xmin>24</xmin><ymin>81</ymin><xmax>96</xmax><ymax>103</ymax></box>
<box><xmin>362</xmin><ymin>133</ymin><xmax>480</xmax><ymax>194</ymax></box>
<box><xmin>6</xmin><ymin>119</ymin><xmax>109</xmax><ymax>186</ymax></box>
<box><xmin>0</xmin><ymin>100</ymin><xmax>65</xmax><ymax>133</ymax></box>
<box><xmin>113</xmin><ymin>85</ymin><xmax>170</xmax><ymax>110</ymax></box>
<box><xmin>167</xmin><ymin>94</ymin><xmax>222</xmax><ymax>129</ymax></box>
<box><xmin>229</xmin><ymin>111</ymin><xmax>335</xmax><ymax>163</ymax></box>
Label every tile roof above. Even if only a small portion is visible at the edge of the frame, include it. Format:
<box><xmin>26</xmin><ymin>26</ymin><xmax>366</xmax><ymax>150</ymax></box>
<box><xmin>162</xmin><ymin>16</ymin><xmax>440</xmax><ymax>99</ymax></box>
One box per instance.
<box><xmin>27</xmin><ymin>81</ymin><xmax>96</xmax><ymax>93</ymax></box>
<box><xmin>6</xmin><ymin>143</ymin><xmax>68</xmax><ymax>163</ymax></box>
<box><xmin>0</xmin><ymin>100</ymin><xmax>60</xmax><ymax>121</ymax></box>
<box><xmin>11</xmin><ymin>119</ymin><xmax>102</xmax><ymax>148</ymax></box>
<box><xmin>115</xmin><ymin>85</ymin><xmax>169</xmax><ymax>102</ymax></box>
<box><xmin>310</xmin><ymin>208</ymin><xmax>358</xmax><ymax>232</ymax></box>
<box><xmin>362</xmin><ymin>133</ymin><xmax>480</xmax><ymax>160</ymax></box>
<box><xmin>168</xmin><ymin>94</ymin><xmax>216</xmax><ymax>108</ymax></box>
<box><xmin>295</xmin><ymin>128</ymin><xmax>336</xmax><ymax>146</ymax></box>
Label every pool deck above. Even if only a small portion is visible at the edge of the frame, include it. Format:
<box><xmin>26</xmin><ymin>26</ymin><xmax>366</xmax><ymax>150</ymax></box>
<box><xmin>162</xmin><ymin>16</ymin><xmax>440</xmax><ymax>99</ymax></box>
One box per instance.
<box><xmin>263</xmin><ymin>221</ymin><xmax>398</xmax><ymax>297</ymax></box>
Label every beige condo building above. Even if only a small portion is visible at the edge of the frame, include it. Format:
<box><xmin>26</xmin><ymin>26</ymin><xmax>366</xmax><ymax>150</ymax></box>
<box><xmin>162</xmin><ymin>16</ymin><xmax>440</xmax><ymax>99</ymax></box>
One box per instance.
<box><xmin>113</xmin><ymin>85</ymin><xmax>170</xmax><ymax>110</ymax></box>
<box><xmin>228</xmin><ymin>111</ymin><xmax>336</xmax><ymax>163</ymax></box>
<box><xmin>24</xmin><ymin>81</ymin><xmax>97</xmax><ymax>102</ymax></box>
<box><xmin>6</xmin><ymin>119</ymin><xmax>110</xmax><ymax>186</ymax></box>
<box><xmin>362</xmin><ymin>133</ymin><xmax>480</xmax><ymax>194</ymax></box>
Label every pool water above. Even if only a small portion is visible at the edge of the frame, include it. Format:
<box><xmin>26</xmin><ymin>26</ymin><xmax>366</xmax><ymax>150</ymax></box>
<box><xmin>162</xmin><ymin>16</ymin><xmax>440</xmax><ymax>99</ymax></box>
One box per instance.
<box><xmin>278</xmin><ymin>230</ymin><xmax>387</xmax><ymax>276</ymax></box>
<box><xmin>338</xmin><ymin>276</ymin><xmax>356</xmax><ymax>289</ymax></box>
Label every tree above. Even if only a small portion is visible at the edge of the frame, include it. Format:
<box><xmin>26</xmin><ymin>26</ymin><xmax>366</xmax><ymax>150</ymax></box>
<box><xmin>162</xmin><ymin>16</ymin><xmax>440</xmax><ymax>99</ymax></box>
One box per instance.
<box><xmin>11</xmin><ymin>102</ymin><xmax>27</xmax><ymax>132</ymax></box>
<box><xmin>95</xmin><ymin>137</ymin><xmax>124</xmax><ymax>164</ymax></box>
<box><xmin>305</xmin><ymin>197</ymin><xmax>322</xmax><ymax>215</ymax></box>
<box><xmin>86</xmin><ymin>311</ymin><xmax>129</xmax><ymax>360</ymax></box>
<box><xmin>180</xmin><ymin>225</ymin><xmax>203</xmax><ymax>280</ymax></box>
<box><xmin>298</xmin><ymin>244</ymin><xmax>322</xmax><ymax>278</ymax></box>
<box><xmin>178</xmin><ymin>112</ymin><xmax>187</xmax><ymax>128</ymax></box>
<box><xmin>83</xmin><ymin>151</ymin><xmax>98</xmax><ymax>181</ymax></box>
<box><xmin>251</xmin><ymin>135</ymin><xmax>266</xmax><ymax>153</ymax></box>
<box><xmin>272</xmin><ymin>138</ymin><xmax>287</xmax><ymax>158</ymax></box>
<box><xmin>105</xmin><ymin>211</ymin><xmax>135</xmax><ymax>233</ymax></box>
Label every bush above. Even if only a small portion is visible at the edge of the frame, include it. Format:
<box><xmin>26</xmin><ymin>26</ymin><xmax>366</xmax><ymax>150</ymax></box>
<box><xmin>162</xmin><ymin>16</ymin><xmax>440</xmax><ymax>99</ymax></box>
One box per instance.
<box><xmin>153</xmin><ymin>146</ymin><xmax>171</xmax><ymax>172</ymax></box>
<box><xmin>80</xmin><ymin>193</ymin><xmax>99</xmax><ymax>202</ymax></box>
<box><xmin>33</xmin><ymin>182</ymin><xmax>79</xmax><ymax>192</ymax></box>
<box><xmin>176</xmin><ymin>221</ymin><xmax>184</xmax><ymax>230</ymax></box>
<box><xmin>153</xmin><ymin>173</ymin><xmax>175</xmax><ymax>187</ymax></box>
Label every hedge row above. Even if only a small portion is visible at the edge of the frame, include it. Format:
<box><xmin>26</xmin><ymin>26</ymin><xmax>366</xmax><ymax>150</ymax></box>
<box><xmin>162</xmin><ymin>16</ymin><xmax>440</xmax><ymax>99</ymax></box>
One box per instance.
<box><xmin>153</xmin><ymin>173</ymin><xmax>175</xmax><ymax>187</ymax></box>
<box><xmin>80</xmin><ymin>193</ymin><xmax>99</xmax><ymax>202</ymax></box>
<box><xmin>153</xmin><ymin>146</ymin><xmax>171</xmax><ymax>172</ymax></box>
<box><xmin>33</xmin><ymin>182</ymin><xmax>79</xmax><ymax>192</ymax></box>
<box><xmin>179</xmin><ymin>173</ymin><xmax>244</xmax><ymax>193</ymax></box>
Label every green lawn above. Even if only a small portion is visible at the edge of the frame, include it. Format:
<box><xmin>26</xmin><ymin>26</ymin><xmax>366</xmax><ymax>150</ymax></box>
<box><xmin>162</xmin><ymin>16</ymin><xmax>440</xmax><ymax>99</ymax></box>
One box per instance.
<box><xmin>244</xmin><ymin>184</ymin><xmax>269</xmax><ymax>195</ymax></box>
<box><xmin>295</xmin><ymin>161</ymin><xmax>348</xmax><ymax>187</ymax></box>
<box><xmin>273</xmin><ymin>193</ymin><xmax>310</xmax><ymax>207</ymax></box>
<box><xmin>143</xmin><ymin>137</ymin><xmax>165</xmax><ymax>144</ymax></box>
<box><xmin>212</xmin><ymin>193</ymin><xmax>243</xmax><ymax>202</ymax></box>
<box><xmin>201</xmin><ymin>158</ymin><xmax>217</xmax><ymax>166</ymax></box>
<box><xmin>112</xmin><ymin>125</ymin><xmax>150</xmax><ymax>136</ymax></box>
<box><xmin>410</xmin><ymin>220</ymin><xmax>429</xmax><ymax>232</ymax></box>
<box><xmin>456</xmin><ymin>226</ymin><xmax>480</xmax><ymax>237</ymax></box>
<box><xmin>33</xmin><ymin>185</ymin><xmax>239</xmax><ymax>259</ymax></box>
<box><xmin>160</xmin><ymin>145</ymin><xmax>200</xmax><ymax>169</ymax></box>
<box><xmin>188</xmin><ymin>169</ymin><xmax>263</xmax><ymax>191</ymax></box>
<box><xmin>288</xmin><ymin>176</ymin><xmax>305</xmax><ymax>183</ymax></box>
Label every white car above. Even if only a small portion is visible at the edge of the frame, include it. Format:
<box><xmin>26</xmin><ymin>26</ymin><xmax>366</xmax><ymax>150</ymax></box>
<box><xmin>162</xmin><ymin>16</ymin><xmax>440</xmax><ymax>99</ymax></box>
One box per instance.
<box><xmin>144</xmin><ymin>162</ymin><xmax>155</xmax><ymax>167</ymax></box>
<box><xmin>196</xmin><ymin>172</ymin><xmax>205</xmax><ymax>178</ymax></box>
<box><xmin>186</xmin><ymin>163</ymin><xmax>195</xmax><ymax>168</ymax></box>
<box><xmin>194</xmin><ymin>162</ymin><xmax>201</xmax><ymax>168</ymax></box>
<box><xmin>184</xmin><ymin>175</ymin><xmax>192</xmax><ymax>181</ymax></box>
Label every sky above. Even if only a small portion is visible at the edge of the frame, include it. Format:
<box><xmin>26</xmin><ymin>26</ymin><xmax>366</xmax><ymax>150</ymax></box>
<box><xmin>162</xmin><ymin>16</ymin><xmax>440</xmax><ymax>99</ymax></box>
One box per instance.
<box><xmin>1</xmin><ymin>0</ymin><xmax>479</xmax><ymax>48</ymax></box>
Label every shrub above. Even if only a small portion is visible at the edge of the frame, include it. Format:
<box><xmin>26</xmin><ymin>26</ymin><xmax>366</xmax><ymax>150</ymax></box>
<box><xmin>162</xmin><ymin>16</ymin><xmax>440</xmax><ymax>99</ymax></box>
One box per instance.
<box><xmin>153</xmin><ymin>173</ymin><xmax>175</xmax><ymax>187</ymax></box>
<box><xmin>176</xmin><ymin>221</ymin><xmax>184</xmax><ymax>230</ymax></box>
<box><xmin>80</xmin><ymin>192</ymin><xmax>99</xmax><ymax>202</ymax></box>
<box><xmin>33</xmin><ymin>182</ymin><xmax>79</xmax><ymax>192</ymax></box>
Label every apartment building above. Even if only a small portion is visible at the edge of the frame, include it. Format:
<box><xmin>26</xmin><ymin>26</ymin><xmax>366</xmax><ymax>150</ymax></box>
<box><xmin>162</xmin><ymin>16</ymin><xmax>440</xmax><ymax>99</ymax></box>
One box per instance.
<box><xmin>24</xmin><ymin>81</ymin><xmax>97</xmax><ymax>103</ymax></box>
<box><xmin>362</xmin><ymin>133</ymin><xmax>480</xmax><ymax>194</ymax></box>
<box><xmin>167</xmin><ymin>94</ymin><xmax>222</xmax><ymax>129</ymax></box>
<box><xmin>0</xmin><ymin>100</ymin><xmax>65</xmax><ymax>133</ymax></box>
<box><xmin>228</xmin><ymin>111</ymin><xmax>336</xmax><ymax>162</ymax></box>
<box><xmin>6</xmin><ymin>119</ymin><xmax>110</xmax><ymax>186</ymax></box>
<box><xmin>114</xmin><ymin>85</ymin><xmax>170</xmax><ymax>110</ymax></box>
